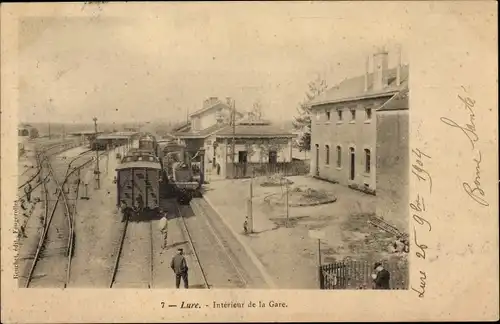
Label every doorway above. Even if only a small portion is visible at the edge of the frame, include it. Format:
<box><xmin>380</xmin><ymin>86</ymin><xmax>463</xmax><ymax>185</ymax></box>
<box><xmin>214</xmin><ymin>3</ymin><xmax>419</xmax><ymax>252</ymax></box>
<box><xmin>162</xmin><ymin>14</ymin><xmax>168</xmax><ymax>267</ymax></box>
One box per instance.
<box><xmin>238</xmin><ymin>151</ymin><xmax>248</xmax><ymax>177</ymax></box>
<box><xmin>238</xmin><ymin>151</ymin><xmax>248</xmax><ymax>163</ymax></box>
<box><xmin>349</xmin><ymin>147</ymin><xmax>355</xmax><ymax>180</ymax></box>
<box><xmin>268</xmin><ymin>150</ymin><xmax>277</xmax><ymax>164</ymax></box>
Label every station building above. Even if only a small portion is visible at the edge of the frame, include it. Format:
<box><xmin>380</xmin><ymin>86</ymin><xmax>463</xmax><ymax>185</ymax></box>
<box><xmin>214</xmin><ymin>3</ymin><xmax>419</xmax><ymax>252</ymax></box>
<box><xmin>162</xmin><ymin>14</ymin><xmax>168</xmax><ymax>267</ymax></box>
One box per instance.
<box><xmin>92</xmin><ymin>131</ymin><xmax>139</xmax><ymax>149</ymax></box>
<box><xmin>309</xmin><ymin>48</ymin><xmax>409</xmax><ymax>231</ymax></box>
<box><xmin>171</xmin><ymin>96</ymin><xmax>300</xmax><ymax>180</ymax></box>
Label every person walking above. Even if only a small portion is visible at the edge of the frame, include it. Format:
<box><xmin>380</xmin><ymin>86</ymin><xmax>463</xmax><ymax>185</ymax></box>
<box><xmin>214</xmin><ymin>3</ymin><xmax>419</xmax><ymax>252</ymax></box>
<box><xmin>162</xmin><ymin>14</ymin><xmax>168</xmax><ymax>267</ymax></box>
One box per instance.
<box><xmin>243</xmin><ymin>218</ymin><xmax>249</xmax><ymax>235</ymax></box>
<box><xmin>24</xmin><ymin>183</ymin><xmax>32</xmax><ymax>203</ymax></box>
<box><xmin>119</xmin><ymin>200</ymin><xmax>128</xmax><ymax>223</ymax></box>
<box><xmin>170</xmin><ymin>248</ymin><xmax>189</xmax><ymax>289</ymax></box>
<box><xmin>136</xmin><ymin>194</ymin><xmax>144</xmax><ymax>213</ymax></box>
<box><xmin>158</xmin><ymin>211</ymin><xmax>169</xmax><ymax>250</ymax></box>
<box><xmin>371</xmin><ymin>262</ymin><xmax>391</xmax><ymax>290</ymax></box>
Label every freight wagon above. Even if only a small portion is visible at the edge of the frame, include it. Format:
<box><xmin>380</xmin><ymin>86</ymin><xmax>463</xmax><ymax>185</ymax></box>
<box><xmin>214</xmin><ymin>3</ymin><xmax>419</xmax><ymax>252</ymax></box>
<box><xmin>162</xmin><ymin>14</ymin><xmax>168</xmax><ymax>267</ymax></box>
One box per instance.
<box><xmin>116</xmin><ymin>152</ymin><xmax>162</xmax><ymax>215</ymax></box>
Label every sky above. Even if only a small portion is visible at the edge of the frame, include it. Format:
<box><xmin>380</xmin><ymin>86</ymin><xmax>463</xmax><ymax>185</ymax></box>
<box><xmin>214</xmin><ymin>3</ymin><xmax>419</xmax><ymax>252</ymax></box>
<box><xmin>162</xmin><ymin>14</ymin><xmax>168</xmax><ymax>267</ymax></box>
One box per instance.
<box><xmin>18</xmin><ymin>2</ymin><xmax>411</xmax><ymax>124</ymax></box>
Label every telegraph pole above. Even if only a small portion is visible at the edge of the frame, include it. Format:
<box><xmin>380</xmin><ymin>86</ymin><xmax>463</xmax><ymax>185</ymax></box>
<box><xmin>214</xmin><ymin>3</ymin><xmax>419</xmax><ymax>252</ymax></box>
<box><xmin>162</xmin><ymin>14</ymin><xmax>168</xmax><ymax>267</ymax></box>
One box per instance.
<box><xmin>285</xmin><ymin>178</ymin><xmax>290</xmax><ymax>227</ymax></box>
<box><xmin>247</xmin><ymin>170</ymin><xmax>254</xmax><ymax>233</ymax></box>
<box><xmin>48</xmin><ymin>98</ymin><xmax>53</xmax><ymax>140</ymax></box>
<box><xmin>231</xmin><ymin>99</ymin><xmax>236</xmax><ymax>163</ymax></box>
<box><xmin>93</xmin><ymin>117</ymin><xmax>100</xmax><ymax>189</ymax></box>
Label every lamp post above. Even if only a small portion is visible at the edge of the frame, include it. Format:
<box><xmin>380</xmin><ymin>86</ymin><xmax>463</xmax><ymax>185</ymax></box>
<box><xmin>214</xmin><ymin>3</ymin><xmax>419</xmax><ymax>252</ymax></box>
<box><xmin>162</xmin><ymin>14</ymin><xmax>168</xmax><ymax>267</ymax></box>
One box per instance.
<box><xmin>285</xmin><ymin>178</ymin><xmax>289</xmax><ymax>228</ymax></box>
<box><xmin>247</xmin><ymin>170</ymin><xmax>254</xmax><ymax>233</ymax></box>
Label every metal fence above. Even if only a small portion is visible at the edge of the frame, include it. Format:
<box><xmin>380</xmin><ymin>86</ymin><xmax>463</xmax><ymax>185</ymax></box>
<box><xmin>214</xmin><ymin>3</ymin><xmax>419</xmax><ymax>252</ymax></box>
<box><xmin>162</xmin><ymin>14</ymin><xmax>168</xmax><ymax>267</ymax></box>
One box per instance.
<box><xmin>226</xmin><ymin>161</ymin><xmax>310</xmax><ymax>179</ymax></box>
<box><xmin>320</xmin><ymin>259</ymin><xmax>409</xmax><ymax>290</ymax></box>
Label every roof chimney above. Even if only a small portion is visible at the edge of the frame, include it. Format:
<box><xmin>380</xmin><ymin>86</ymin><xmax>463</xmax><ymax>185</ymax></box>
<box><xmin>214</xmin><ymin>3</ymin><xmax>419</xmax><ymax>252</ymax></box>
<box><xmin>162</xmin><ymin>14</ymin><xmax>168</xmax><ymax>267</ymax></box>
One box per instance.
<box><xmin>203</xmin><ymin>99</ymin><xmax>210</xmax><ymax>109</ymax></box>
<box><xmin>396</xmin><ymin>46</ymin><xmax>402</xmax><ymax>87</ymax></box>
<box><xmin>373</xmin><ymin>46</ymin><xmax>389</xmax><ymax>91</ymax></box>
<box><xmin>364</xmin><ymin>55</ymin><xmax>369</xmax><ymax>92</ymax></box>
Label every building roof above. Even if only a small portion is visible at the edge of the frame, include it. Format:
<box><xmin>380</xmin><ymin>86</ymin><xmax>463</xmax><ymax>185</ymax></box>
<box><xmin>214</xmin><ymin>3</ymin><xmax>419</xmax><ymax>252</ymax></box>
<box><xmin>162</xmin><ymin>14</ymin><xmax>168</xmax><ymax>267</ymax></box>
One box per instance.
<box><xmin>310</xmin><ymin>65</ymin><xmax>410</xmax><ymax>107</ymax></box>
<box><xmin>236</xmin><ymin>117</ymin><xmax>272</xmax><ymax>125</ymax></box>
<box><xmin>69</xmin><ymin>131</ymin><xmax>101</xmax><ymax>135</ymax></box>
<box><xmin>96</xmin><ymin>131</ymin><xmax>138</xmax><ymax>140</ymax></box>
<box><xmin>115</xmin><ymin>161</ymin><xmax>162</xmax><ymax>171</ymax></box>
<box><xmin>112</xmin><ymin>131</ymin><xmax>138</xmax><ymax>136</ymax></box>
<box><xmin>172</xmin><ymin>122</ymin><xmax>229</xmax><ymax>139</ymax></box>
<box><xmin>189</xmin><ymin>101</ymin><xmax>229</xmax><ymax>117</ymax></box>
<box><xmin>377</xmin><ymin>88</ymin><xmax>409</xmax><ymax>111</ymax></box>
<box><xmin>96</xmin><ymin>135</ymin><xmax>129</xmax><ymax>140</ymax></box>
<box><xmin>215</xmin><ymin>123</ymin><xmax>294</xmax><ymax>138</ymax></box>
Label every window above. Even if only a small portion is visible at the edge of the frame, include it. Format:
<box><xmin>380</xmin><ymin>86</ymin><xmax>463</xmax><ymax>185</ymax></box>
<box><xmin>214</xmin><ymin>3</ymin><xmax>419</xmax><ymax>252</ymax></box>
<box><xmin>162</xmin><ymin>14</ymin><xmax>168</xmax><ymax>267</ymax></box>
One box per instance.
<box><xmin>336</xmin><ymin>146</ymin><xmax>342</xmax><ymax>167</ymax></box>
<box><xmin>365</xmin><ymin>108</ymin><xmax>372</xmax><ymax>120</ymax></box>
<box><xmin>316</xmin><ymin>111</ymin><xmax>320</xmax><ymax>121</ymax></box>
<box><xmin>364</xmin><ymin>149</ymin><xmax>371</xmax><ymax>173</ymax></box>
<box><xmin>325</xmin><ymin>145</ymin><xmax>330</xmax><ymax>165</ymax></box>
<box><xmin>337</xmin><ymin>109</ymin><xmax>343</xmax><ymax>121</ymax></box>
<box><xmin>350</xmin><ymin>108</ymin><xmax>356</xmax><ymax>121</ymax></box>
<box><xmin>326</xmin><ymin>110</ymin><xmax>331</xmax><ymax>121</ymax></box>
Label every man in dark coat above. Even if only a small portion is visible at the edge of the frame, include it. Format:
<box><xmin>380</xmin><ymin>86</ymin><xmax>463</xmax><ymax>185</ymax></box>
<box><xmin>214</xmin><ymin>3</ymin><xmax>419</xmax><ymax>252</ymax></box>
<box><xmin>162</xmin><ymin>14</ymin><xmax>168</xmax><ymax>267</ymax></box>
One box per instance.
<box><xmin>136</xmin><ymin>194</ymin><xmax>144</xmax><ymax>213</ymax></box>
<box><xmin>170</xmin><ymin>248</ymin><xmax>189</xmax><ymax>289</ymax></box>
<box><xmin>24</xmin><ymin>183</ymin><xmax>32</xmax><ymax>203</ymax></box>
<box><xmin>372</xmin><ymin>262</ymin><xmax>391</xmax><ymax>289</ymax></box>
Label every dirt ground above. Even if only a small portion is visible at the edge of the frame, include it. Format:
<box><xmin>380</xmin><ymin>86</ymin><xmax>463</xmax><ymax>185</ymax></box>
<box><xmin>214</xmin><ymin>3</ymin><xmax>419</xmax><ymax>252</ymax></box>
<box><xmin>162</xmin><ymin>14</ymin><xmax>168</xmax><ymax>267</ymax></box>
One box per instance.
<box><xmin>204</xmin><ymin>175</ymin><xmax>408</xmax><ymax>289</ymax></box>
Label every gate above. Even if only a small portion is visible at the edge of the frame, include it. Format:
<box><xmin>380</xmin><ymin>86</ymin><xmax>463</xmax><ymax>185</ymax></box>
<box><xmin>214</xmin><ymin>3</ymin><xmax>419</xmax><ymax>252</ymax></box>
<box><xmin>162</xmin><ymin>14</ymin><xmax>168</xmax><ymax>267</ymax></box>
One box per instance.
<box><xmin>320</xmin><ymin>259</ymin><xmax>408</xmax><ymax>290</ymax></box>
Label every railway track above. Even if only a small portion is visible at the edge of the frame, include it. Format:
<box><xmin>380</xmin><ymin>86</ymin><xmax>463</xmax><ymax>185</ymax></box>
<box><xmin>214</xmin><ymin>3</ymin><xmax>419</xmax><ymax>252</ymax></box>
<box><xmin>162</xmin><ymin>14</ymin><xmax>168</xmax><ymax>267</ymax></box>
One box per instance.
<box><xmin>22</xmin><ymin>148</ymin><xmax>102</xmax><ymax>288</ymax></box>
<box><xmin>109</xmin><ymin>217</ymin><xmax>154</xmax><ymax>288</ymax></box>
<box><xmin>178</xmin><ymin>199</ymin><xmax>249</xmax><ymax>289</ymax></box>
<box><xmin>174</xmin><ymin>202</ymin><xmax>210</xmax><ymax>289</ymax></box>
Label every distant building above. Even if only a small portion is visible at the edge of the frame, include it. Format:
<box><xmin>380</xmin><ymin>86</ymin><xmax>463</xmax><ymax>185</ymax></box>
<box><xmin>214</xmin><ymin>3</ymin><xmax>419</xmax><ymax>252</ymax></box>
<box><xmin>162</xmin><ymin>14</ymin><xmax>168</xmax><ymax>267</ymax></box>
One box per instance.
<box><xmin>172</xmin><ymin>96</ymin><xmax>244</xmax><ymax>162</ymax></box>
<box><xmin>171</xmin><ymin>97</ymin><xmax>299</xmax><ymax>179</ymax></box>
<box><xmin>18</xmin><ymin>124</ymin><xmax>39</xmax><ymax>138</ymax></box>
<box><xmin>309</xmin><ymin>47</ymin><xmax>409</xmax><ymax>231</ymax></box>
<box><xmin>212</xmin><ymin>118</ymin><xmax>295</xmax><ymax>178</ymax></box>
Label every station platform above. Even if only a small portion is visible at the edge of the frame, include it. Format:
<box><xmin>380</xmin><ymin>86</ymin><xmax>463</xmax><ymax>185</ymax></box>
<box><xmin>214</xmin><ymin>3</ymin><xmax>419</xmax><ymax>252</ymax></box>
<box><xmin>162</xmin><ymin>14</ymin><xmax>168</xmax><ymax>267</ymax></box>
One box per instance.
<box><xmin>68</xmin><ymin>147</ymin><xmax>123</xmax><ymax>287</ymax></box>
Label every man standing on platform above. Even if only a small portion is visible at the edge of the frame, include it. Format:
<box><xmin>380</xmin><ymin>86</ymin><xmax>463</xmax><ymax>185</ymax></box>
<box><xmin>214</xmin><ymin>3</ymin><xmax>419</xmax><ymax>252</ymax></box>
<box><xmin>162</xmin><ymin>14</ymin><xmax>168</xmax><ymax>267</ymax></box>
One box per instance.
<box><xmin>170</xmin><ymin>248</ymin><xmax>189</xmax><ymax>289</ymax></box>
<box><xmin>119</xmin><ymin>200</ymin><xmax>128</xmax><ymax>223</ymax></box>
<box><xmin>158</xmin><ymin>211</ymin><xmax>169</xmax><ymax>250</ymax></box>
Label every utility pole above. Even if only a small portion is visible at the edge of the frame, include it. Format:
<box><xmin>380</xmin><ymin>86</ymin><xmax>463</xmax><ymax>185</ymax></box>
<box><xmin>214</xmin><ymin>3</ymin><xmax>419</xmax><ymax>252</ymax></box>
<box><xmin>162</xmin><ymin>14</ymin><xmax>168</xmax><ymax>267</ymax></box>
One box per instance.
<box><xmin>106</xmin><ymin>144</ymin><xmax>110</xmax><ymax>175</ymax></box>
<box><xmin>93</xmin><ymin>117</ymin><xmax>100</xmax><ymax>189</ymax></box>
<box><xmin>48</xmin><ymin>98</ymin><xmax>53</xmax><ymax>140</ymax></box>
<box><xmin>247</xmin><ymin>170</ymin><xmax>254</xmax><ymax>233</ymax></box>
<box><xmin>231</xmin><ymin>99</ymin><xmax>236</xmax><ymax>163</ymax></box>
<box><xmin>285</xmin><ymin>178</ymin><xmax>289</xmax><ymax>227</ymax></box>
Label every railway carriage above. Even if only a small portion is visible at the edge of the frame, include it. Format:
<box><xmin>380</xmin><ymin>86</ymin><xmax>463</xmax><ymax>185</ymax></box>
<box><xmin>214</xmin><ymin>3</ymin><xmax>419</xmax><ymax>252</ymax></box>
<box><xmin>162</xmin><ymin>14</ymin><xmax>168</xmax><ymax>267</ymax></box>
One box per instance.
<box><xmin>116</xmin><ymin>152</ymin><xmax>162</xmax><ymax>213</ymax></box>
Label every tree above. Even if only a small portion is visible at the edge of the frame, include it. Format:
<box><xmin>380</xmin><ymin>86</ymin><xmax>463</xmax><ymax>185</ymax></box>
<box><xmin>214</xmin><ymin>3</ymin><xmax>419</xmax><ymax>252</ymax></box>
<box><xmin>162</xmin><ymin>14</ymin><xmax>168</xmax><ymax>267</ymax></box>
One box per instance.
<box><xmin>249</xmin><ymin>100</ymin><xmax>263</xmax><ymax>121</ymax></box>
<box><xmin>292</xmin><ymin>76</ymin><xmax>328</xmax><ymax>152</ymax></box>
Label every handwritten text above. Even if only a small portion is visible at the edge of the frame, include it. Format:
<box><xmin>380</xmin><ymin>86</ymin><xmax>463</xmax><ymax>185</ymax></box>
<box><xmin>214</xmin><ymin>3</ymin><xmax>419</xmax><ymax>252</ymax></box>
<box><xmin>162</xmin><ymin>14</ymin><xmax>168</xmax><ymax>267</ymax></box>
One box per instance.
<box><xmin>441</xmin><ymin>86</ymin><xmax>488</xmax><ymax>207</ymax></box>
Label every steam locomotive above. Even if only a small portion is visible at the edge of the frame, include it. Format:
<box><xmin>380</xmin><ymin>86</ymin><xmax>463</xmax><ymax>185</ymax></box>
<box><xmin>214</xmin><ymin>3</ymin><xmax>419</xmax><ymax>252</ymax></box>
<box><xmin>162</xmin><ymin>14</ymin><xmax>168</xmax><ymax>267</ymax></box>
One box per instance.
<box><xmin>160</xmin><ymin>139</ymin><xmax>203</xmax><ymax>204</ymax></box>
